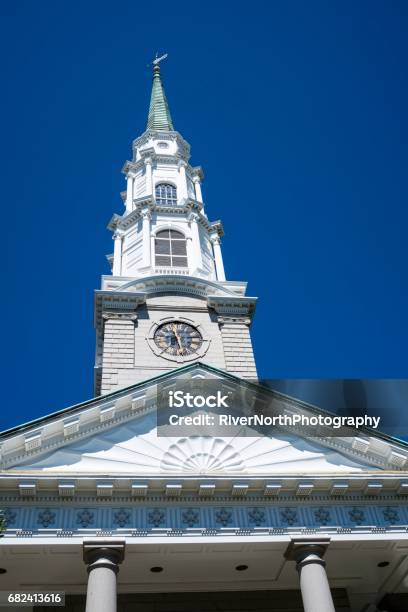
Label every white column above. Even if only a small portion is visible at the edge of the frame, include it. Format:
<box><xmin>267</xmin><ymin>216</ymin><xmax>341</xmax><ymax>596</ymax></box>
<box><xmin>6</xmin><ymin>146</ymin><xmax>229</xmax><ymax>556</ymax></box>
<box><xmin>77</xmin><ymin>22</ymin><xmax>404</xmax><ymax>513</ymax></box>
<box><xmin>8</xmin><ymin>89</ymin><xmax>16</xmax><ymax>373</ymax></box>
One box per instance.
<box><xmin>178</xmin><ymin>161</ymin><xmax>188</xmax><ymax>201</ymax></box>
<box><xmin>145</xmin><ymin>158</ymin><xmax>153</xmax><ymax>196</ymax></box>
<box><xmin>112</xmin><ymin>232</ymin><xmax>123</xmax><ymax>276</ymax></box>
<box><xmin>188</xmin><ymin>212</ymin><xmax>203</xmax><ymax>273</ymax></box>
<box><xmin>141</xmin><ymin>208</ymin><xmax>151</xmax><ymax>269</ymax></box>
<box><xmin>211</xmin><ymin>235</ymin><xmax>226</xmax><ymax>281</ymax></box>
<box><xmin>285</xmin><ymin>538</ymin><xmax>335</xmax><ymax>612</ymax></box>
<box><xmin>150</xmin><ymin>231</ymin><xmax>155</xmax><ymax>271</ymax></box>
<box><xmin>125</xmin><ymin>174</ymin><xmax>134</xmax><ymax>213</ymax></box>
<box><xmin>83</xmin><ymin>540</ymin><xmax>125</xmax><ymax>612</ymax></box>
<box><xmin>193</xmin><ymin>176</ymin><xmax>203</xmax><ymax>203</ymax></box>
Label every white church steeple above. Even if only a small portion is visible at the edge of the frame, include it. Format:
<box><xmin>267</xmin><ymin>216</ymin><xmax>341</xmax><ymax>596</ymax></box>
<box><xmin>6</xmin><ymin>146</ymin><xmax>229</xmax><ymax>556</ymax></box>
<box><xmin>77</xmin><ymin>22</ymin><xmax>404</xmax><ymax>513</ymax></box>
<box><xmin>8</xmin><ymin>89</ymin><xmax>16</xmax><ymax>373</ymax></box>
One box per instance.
<box><xmin>108</xmin><ymin>57</ymin><xmax>225</xmax><ymax>282</ymax></box>
<box><xmin>95</xmin><ymin>59</ymin><xmax>257</xmax><ymax>395</ymax></box>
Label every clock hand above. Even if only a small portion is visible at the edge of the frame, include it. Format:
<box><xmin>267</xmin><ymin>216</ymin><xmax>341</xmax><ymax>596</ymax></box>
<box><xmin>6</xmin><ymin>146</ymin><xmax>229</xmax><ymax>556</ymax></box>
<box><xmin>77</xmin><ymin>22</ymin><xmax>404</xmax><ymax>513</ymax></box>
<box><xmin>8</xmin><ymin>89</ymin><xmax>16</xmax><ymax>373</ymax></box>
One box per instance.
<box><xmin>172</xmin><ymin>324</ymin><xmax>182</xmax><ymax>345</ymax></box>
<box><xmin>172</xmin><ymin>324</ymin><xmax>183</xmax><ymax>352</ymax></box>
<box><xmin>175</xmin><ymin>333</ymin><xmax>184</xmax><ymax>354</ymax></box>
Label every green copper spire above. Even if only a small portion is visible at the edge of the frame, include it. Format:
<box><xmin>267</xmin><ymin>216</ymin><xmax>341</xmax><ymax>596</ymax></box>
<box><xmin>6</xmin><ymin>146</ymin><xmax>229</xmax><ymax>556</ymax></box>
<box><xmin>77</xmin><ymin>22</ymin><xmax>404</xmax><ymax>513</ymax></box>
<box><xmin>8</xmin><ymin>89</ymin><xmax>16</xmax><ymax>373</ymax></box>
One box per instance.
<box><xmin>147</xmin><ymin>55</ymin><xmax>174</xmax><ymax>131</ymax></box>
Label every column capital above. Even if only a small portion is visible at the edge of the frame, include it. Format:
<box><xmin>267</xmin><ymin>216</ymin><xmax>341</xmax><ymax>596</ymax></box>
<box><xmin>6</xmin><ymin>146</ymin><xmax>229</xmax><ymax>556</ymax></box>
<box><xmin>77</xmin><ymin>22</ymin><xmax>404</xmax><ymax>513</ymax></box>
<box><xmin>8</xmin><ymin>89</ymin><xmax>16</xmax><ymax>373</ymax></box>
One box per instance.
<box><xmin>188</xmin><ymin>211</ymin><xmax>199</xmax><ymax>223</ymax></box>
<box><xmin>102</xmin><ymin>311</ymin><xmax>138</xmax><ymax>321</ymax></box>
<box><xmin>178</xmin><ymin>159</ymin><xmax>187</xmax><ymax>169</ymax></box>
<box><xmin>284</xmin><ymin>537</ymin><xmax>331</xmax><ymax>564</ymax></box>
<box><xmin>141</xmin><ymin>208</ymin><xmax>151</xmax><ymax>220</ymax></box>
<box><xmin>83</xmin><ymin>539</ymin><xmax>125</xmax><ymax>569</ymax></box>
<box><xmin>113</xmin><ymin>231</ymin><xmax>124</xmax><ymax>241</ymax></box>
<box><xmin>144</xmin><ymin>157</ymin><xmax>152</xmax><ymax>166</ymax></box>
<box><xmin>218</xmin><ymin>315</ymin><xmax>251</xmax><ymax>326</ymax></box>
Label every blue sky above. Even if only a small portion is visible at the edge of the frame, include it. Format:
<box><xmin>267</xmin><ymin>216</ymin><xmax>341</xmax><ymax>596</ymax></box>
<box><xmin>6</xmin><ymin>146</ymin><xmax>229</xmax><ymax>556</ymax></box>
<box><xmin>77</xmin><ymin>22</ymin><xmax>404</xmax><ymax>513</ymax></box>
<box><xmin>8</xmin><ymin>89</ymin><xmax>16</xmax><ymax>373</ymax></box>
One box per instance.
<box><xmin>1</xmin><ymin>1</ymin><xmax>407</xmax><ymax>430</ymax></box>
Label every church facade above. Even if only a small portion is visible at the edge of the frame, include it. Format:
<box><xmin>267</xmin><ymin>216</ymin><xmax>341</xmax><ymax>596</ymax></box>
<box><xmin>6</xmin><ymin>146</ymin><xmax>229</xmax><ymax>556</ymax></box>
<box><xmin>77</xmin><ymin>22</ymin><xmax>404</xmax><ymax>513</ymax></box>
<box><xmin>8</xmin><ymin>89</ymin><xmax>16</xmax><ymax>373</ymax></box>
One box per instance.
<box><xmin>0</xmin><ymin>59</ymin><xmax>408</xmax><ymax>612</ymax></box>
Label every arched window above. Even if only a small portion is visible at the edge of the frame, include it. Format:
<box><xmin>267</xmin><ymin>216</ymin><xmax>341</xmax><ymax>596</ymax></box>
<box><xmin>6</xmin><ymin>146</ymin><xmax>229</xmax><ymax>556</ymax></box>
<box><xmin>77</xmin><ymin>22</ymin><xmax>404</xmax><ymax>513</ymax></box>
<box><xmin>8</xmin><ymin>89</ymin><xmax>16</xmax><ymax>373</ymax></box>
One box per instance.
<box><xmin>155</xmin><ymin>183</ymin><xmax>177</xmax><ymax>207</ymax></box>
<box><xmin>155</xmin><ymin>229</ymin><xmax>188</xmax><ymax>268</ymax></box>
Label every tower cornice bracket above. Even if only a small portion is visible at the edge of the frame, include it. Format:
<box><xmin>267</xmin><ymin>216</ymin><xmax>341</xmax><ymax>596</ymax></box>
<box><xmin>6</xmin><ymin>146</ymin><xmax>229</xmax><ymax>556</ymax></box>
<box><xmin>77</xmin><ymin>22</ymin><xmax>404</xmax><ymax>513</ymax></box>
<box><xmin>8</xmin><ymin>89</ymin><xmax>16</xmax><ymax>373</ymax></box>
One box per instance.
<box><xmin>121</xmin><ymin>160</ymin><xmax>139</xmax><ymax>175</ymax></box>
<box><xmin>210</xmin><ymin>220</ymin><xmax>224</xmax><ymax>237</ymax></box>
<box><xmin>107</xmin><ymin>213</ymin><xmax>122</xmax><ymax>232</ymax></box>
<box><xmin>191</xmin><ymin>165</ymin><xmax>204</xmax><ymax>180</ymax></box>
<box><xmin>140</xmin><ymin>147</ymin><xmax>155</xmax><ymax>160</ymax></box>
<box><xmin>94</xmin><ymin>290</ymin><xmax>146</xmax><ymax>330</ymax></box>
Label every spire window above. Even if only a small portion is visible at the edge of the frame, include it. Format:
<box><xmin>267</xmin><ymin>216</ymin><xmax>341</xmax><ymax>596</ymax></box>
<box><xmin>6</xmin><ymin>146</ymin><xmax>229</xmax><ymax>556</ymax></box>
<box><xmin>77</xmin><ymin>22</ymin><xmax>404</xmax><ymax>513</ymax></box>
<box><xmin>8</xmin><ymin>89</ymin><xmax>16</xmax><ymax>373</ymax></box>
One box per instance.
<box><xmin>155</xmin><ymin>183</ymin><xmax>177</xmax><ymax>207</ymax></box>
<box><xmin>155</xmin><ymin>230</ymin><xmax>188</xmax><ymax>268</ymax></box>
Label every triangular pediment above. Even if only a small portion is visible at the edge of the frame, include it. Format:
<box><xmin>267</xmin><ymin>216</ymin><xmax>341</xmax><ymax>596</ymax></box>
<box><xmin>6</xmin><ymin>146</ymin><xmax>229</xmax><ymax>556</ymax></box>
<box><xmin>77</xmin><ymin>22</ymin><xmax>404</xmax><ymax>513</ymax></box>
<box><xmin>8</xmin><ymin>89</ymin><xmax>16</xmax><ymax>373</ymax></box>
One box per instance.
<box><xmin>1</xmin><ymin>364</ymin><xmax>407</xmax><ymax>478</ymax></box>
<box><xmin>12</xmin><ymin>414</ymin><xmax>377</xmax><ymax>476</ymax></box>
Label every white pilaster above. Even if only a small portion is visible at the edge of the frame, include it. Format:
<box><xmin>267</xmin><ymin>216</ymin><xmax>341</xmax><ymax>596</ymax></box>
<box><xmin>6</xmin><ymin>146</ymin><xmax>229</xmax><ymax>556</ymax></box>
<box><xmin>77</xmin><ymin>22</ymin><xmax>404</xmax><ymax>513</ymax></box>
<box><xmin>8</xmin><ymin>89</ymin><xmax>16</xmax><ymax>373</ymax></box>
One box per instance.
<box><xmin>186</xmin><ymin>236</ymin><xmax>194</xmax><ymax>275</ymax></box>
<box><xmin>188</xmin><ymin>212</ymin><xmax>203</xmax><ymax>273</ymax></box>
<box><xmin>178</xmin><ymin>160</ymin><xmax>188</xmax><ymax>201</ymax></box>
<box><xmin>125</xmin><ymin>174</ymin><xmax>134</xmax><ymax>213</ymax></box>
<box><xmin>112</xmin><ymin>232</ymin><xmax>123</xmax><ymax>276</ymax></box>
<box><xmin>141</xmin><ymin>208</ymin><xmax>151</xmax><ymax>269</ymax></box>
<box><xmin>150</xmin><ymin>231</ymin><xmax>155</xmax><ymax>271</ymax></box>
<box><xmin>211</xmin><ymin>234</ymin><xmax>226</xmax><ymax>281</ymax></box>
<box><xmin>145</xmin><ymin>157</ymin><xmax>153</xmax><ymax>196</ymax></box>
<box><xmin>193</xmin><ymin>175</ymin><xmax>203</xmax><ymax>203</ymax></box>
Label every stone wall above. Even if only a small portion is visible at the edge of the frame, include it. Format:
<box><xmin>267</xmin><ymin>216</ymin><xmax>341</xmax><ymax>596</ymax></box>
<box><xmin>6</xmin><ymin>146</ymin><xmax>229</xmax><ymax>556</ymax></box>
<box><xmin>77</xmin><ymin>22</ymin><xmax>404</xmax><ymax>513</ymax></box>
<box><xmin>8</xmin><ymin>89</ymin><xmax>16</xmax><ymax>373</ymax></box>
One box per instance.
<box><xmin>219</xmin><ymin>316</ymin><xmax>258</xmax><ymax>380</ymax></box>
<box><xmin>101</xmin><ymin>316</ymin><xmax>137</xmax><ymax>394</ymax></box>
<box><xmin>100</xmin><ymin>295</ymin><xmax>225</xmax><ymax>393</ymax></box>
<box><xmin>100</xmin><ymin>296</ymin><xmax>257</xmax><ymax>394</ymax></box>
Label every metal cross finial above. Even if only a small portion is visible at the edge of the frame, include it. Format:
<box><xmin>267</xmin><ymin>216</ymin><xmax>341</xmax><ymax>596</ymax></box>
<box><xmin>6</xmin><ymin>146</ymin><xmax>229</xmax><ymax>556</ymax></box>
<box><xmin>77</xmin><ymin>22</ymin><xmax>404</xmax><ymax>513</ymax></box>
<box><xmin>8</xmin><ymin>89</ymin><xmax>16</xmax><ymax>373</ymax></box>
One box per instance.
<box><xmin>152</xmin><ymin>52</ymin><xmax>168</xmax><ymax>66</ymax></box>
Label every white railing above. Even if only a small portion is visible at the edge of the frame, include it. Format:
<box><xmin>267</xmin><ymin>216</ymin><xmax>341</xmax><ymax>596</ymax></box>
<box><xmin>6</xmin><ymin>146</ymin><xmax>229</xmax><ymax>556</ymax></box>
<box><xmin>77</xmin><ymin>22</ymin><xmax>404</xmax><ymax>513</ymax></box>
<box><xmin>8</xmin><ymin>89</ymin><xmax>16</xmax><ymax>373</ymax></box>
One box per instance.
<box><xmin>154</xmin><ymin>267</ymin><xmax>189</xmax><ymax>276</ymax></box>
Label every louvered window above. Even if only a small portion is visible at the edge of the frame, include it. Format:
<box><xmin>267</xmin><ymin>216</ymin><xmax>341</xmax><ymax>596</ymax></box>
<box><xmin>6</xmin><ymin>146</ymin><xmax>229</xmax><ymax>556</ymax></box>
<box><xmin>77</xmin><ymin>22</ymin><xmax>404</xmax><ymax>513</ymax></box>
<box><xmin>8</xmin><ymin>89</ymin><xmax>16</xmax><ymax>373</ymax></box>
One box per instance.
<box><xmin>155</xmin><ymin>230</ymin><xmax>188</xmax><ymax>268</ymax></box>
<box><xmin>155</xmin><ymin>183</ymin><xmax>177</xmax><ymax>207</ymax></box>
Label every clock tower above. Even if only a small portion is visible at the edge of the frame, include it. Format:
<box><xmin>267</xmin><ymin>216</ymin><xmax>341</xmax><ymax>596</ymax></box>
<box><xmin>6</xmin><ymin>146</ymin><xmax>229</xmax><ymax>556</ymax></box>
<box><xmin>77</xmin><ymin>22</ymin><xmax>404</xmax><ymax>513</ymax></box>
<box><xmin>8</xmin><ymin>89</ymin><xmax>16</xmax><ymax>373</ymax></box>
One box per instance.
<box><xmin>94</xmin><ymin>58</ymin><xmax>258</xmax><ymax>395</ymax></box>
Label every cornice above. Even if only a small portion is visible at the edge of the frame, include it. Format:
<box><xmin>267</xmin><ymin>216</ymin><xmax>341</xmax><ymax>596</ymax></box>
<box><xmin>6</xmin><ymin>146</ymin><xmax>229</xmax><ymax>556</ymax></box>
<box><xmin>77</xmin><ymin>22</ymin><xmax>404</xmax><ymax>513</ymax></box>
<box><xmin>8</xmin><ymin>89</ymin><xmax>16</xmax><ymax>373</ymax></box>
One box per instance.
<box><xmin>146</xmin><ymin>153</ymin><xmax>185</xmax><ymax>165</ymax></box>
<box><xmin>1</xmin><ymin>474</ymin><xmax>408</xmax><ymax>501</ymax></box>
<box><xmin>2</xmin><ymin>528</ymin><xmax>408</xmax><ymax>542</ymax></box>
<box><xmin>123</xmin><ymin>155</ymin><xmax>202</xmax><ymax>176</ymax></box>
<box><xmin>131</xmin><ymin>129</ymin><xmax>191</xmax><ymax>161</ymax></box>
<box><xmin>116</xmin><ymin>275</ymin><xmax>249</xmax><ymax>302</ymax></box>
<box><xmin>122</xmin><ymin>155</ymin><xmax>174</xmax><ymax>177</ymax></box>
<box><xmin>108</xmin><ymin>197</ymin><xmax>218</xmax><ymax>234</ymax></box>
<box><xmin>94</xmin><ymin>278</ymin><xmax>257</xmax><ymax>338</ymax></box>
<box><xmin>208</xmin><ymin>296</ymin><xmax>257</xmax><ymax>316</ymax></box>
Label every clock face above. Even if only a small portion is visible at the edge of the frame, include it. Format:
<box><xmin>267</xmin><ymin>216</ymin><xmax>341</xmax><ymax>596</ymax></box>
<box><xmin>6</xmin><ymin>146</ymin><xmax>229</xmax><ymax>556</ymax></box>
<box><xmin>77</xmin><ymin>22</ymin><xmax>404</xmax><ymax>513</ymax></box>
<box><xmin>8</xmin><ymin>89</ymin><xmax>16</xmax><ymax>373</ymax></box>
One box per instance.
<box><xmin>154</xmin><ymin>321</ymin><xmax>203</xmax><ymax>357</ymax></box>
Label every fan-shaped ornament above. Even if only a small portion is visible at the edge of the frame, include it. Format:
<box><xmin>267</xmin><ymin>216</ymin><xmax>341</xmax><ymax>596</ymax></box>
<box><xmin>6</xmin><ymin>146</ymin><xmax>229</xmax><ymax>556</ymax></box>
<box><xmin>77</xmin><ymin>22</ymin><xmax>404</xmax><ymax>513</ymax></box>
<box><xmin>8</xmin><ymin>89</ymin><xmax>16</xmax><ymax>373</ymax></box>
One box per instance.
<box><xmin>160</xmin><ymin>437</ymin><xmax>247</xmax><ymax>474</ymax></box>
